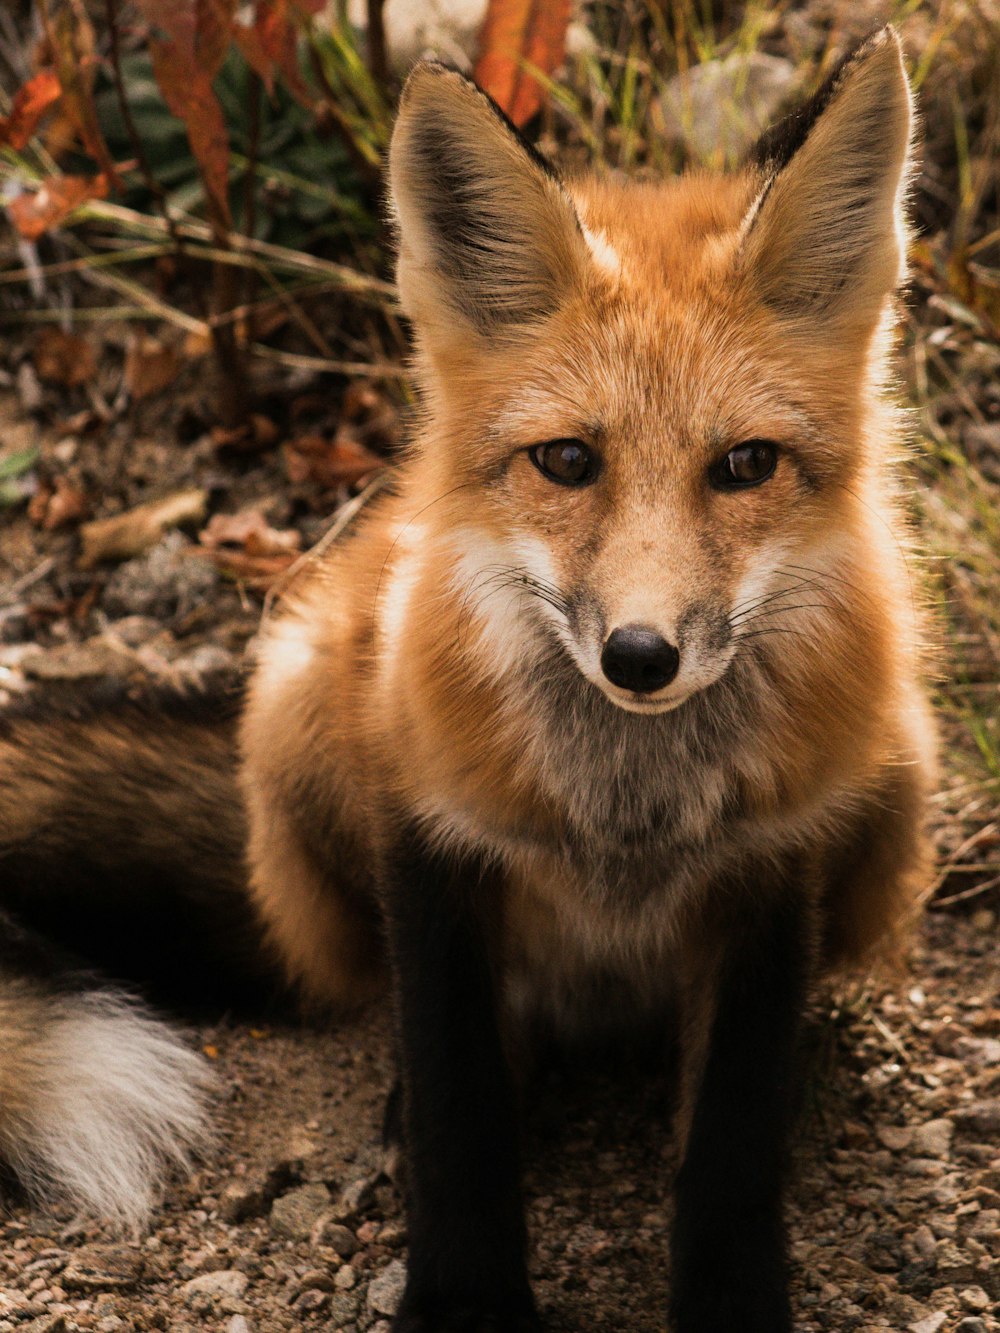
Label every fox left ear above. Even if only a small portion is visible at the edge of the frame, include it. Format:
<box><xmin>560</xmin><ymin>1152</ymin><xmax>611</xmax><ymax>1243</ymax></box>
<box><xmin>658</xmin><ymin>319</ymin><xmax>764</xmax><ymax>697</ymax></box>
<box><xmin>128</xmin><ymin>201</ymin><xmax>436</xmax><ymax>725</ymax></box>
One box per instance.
<box><xmin>741</xmin><ymin>27</ymin><xmax>913</xmax><ymax>329</ymax></box>
<box><xmin>388</xmin><ymin>61</ymin><xmax>590</xmax><ymax>348</ymax></box>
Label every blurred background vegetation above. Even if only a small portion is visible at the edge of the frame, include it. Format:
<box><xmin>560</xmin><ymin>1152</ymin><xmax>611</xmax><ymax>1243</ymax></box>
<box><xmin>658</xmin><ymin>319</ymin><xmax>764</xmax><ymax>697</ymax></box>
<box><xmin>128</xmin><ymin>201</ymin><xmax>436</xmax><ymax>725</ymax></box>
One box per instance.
<box><xmin>0</xmin><ymin>0</ymin><xmax>998</xmax><ymax>910</ymax></box>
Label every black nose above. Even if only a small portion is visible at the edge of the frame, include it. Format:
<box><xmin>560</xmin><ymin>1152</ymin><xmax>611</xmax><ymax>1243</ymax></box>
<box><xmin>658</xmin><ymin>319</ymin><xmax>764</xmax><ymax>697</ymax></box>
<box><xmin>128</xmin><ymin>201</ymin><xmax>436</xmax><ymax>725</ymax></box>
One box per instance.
<box><xmin>601</xmin><ymin>625</ymin><xmax>680</xmax><ymax>694</ymax></box>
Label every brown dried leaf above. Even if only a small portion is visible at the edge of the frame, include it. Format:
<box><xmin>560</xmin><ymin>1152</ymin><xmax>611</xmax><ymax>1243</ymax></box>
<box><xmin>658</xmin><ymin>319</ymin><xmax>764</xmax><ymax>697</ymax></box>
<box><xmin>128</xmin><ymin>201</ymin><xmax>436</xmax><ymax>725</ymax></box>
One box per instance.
<box><xmin>149</xmin><ymin>39</ymin><xmax>232</xmax><ymax>228</ymax></box>
<box><xmin>474</xmin><ymin>0</ymin><xmax>571</xmax><ymax>126</ymax></box>
<box><xmin>79</xmin><ymin>489</ymin><xmax>209</xmax><ymax>568</ymax></box>
<box><xmin>32</xmin><ymin>327</ymin><xmax>98</xmax><ymax>387</ymax></box>
<box><xmin>283</xmin><ymin>432</ymin><xmax>383</xmax><ymax>489</ymax></box>
<box><xmin>0</xmin><ymin>70</ymin><xmax>62</xmax><ymax>150</ymax></box>
<box><xmin>28</xmin><ymin>474</ymin><xmax>88</xmax><ymax>530</ymax></box>
<box><xmin>8</xmin><ymin>172</ymin><xmax>110</xmax><ymax>240</ymax></box>
<box><xmin>200</xmin><ymin>509</ymin><xmax>302</xmax><ymax>557</ymax></box>
<box><xmin>234</xmin><ymin>0</ymin><xmax>311</xmax><ymax>104</ymax></box>
<box><xmin>124</xmin><ymin>332</ymin><xmax>180</xmax><ymax>401</ymax></box>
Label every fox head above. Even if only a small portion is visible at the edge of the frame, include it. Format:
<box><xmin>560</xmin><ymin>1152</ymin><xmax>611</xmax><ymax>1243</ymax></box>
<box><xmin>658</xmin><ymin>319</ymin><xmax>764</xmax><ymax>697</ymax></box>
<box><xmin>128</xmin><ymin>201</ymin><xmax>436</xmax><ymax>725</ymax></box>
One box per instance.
<box><xmin>387</xmin><ymin>29</ymin><xmax>914</xmax><ymax>716</ymax></box>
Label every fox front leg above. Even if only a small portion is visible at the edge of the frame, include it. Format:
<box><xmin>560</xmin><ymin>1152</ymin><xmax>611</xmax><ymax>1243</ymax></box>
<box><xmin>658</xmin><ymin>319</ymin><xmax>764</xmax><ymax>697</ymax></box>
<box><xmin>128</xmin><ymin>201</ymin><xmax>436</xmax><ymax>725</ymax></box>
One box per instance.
<box><xmin>669</xmin><ymin>890</ymin><xmax>813</xmax><ymax>1333</ymax></box>
<box><xmin>379</xmin><ymin>824</ymin><xmax>540</xmax><ymax>1333</ymax></box>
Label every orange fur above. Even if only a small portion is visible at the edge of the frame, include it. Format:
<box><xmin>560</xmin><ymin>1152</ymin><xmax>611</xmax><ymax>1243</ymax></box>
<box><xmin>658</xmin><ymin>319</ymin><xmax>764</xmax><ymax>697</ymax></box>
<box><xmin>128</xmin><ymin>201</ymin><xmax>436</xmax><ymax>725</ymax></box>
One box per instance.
<box><xmin>240</xmin><ymin>29</ymin><xmax>936</xmax><ymax>1029</ymax></box>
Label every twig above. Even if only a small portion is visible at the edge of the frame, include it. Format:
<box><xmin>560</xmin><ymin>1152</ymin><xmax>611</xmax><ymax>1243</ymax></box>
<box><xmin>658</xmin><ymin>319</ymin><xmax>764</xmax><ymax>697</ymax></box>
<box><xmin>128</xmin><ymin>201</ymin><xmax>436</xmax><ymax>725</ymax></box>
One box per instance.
<box><xmin>366</xmin><ymin>0</ymin><xmax>388</xmax><ymax>89</ymax></box>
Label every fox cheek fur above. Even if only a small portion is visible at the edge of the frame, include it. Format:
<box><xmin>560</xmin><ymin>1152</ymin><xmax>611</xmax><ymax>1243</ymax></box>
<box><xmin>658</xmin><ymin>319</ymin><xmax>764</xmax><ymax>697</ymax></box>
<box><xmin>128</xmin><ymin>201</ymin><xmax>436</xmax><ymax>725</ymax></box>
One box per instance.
<box><xmin>0</xmin><ymin>24</ymin><xmax>936</xmax><ymax>1333</ymax></box>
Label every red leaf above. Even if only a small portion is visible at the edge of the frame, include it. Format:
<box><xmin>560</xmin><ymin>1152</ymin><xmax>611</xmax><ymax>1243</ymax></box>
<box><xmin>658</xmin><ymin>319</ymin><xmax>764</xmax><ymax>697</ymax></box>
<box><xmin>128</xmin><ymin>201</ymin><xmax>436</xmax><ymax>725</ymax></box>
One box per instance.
<box><xmin>149</xmin><ymin>38</ymin><xmax>232</xmax><ymax>228</ymax></box>
<box><xmin>234</xmin><ymin>0</ymin><xmax>311</xmax><ymax>105</ymax></box>
<box><xmin>283</xmin><ymin>433</ymin><xmax>384</xmax><ymax>489</ymax></box>
<box><xmin>0</xmin><ymin>70</ymin><xmax>62</xmax><ymax>150</ymax></box>
<box><xmin>134</xmin><ymin>0</ymin><xmax>237</xmax><ymax>79</ymax></box>
<box><xmin>474</xmin><ymin>0</ymin><xmax>571</xmax><ymax>127</ymax></box>
<box><xmin>8</xmin><ymin>173</ymin><xmax>109</xmax><ymax>240</ymax></box>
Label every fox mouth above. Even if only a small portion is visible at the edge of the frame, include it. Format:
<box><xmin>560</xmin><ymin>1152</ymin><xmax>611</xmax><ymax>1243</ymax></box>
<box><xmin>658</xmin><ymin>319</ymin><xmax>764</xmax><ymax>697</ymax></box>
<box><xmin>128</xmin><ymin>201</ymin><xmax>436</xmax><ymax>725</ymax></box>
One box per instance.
<box><xmin>598</xmin><ymin>683</ymin><xmax>694</xmax><ymax>715</ymax></box>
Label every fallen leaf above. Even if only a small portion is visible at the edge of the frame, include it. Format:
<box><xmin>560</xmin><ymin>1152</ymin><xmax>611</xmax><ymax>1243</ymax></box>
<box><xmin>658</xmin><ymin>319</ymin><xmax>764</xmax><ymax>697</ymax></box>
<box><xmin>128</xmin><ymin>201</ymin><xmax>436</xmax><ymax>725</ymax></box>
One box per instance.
<box><xmin>200</xmin><ymin>508</ymin><xmax>302</xmax><ymax>557</ymax></box>
<box><xmin>210</xmin><ymin>414</ymin><xmax>279</xmax><ymax>453</ymax></box>
<box><xmin>28</xmin><ymin>474</ymin><xmax>88</xmax><ymax>530</ymax></box>
<box><xmin>124</xmin><ymin>331</ymin><xmax>180</xmax><ymax>400</ymax></box>
<box><xmin>78</xmin><ymin>488</ymin><xmax>208</xmax><ymax>568</ymax></box>
<box><xmin>198</xmin><ymin>507</ymin><xmax>302</xmax><ymax>587</ymax></box>
<box><xmin>149</xmin><ymin>42</ymin><xmax>232</xmax><ymax>228</ymax></box>
<box><xmin>0</xmin><ymin>70</ymin><xmax>62</xmax><ymax>150</ymax></box>
<box><xmin>8</xmin><ymin>172</ymin><xmax>110</xmax><ymax>240</ymax></box>
<box><xmin>32</xmin><ymin>327</ymin><xmax>98</xmax><ymax>386</ymax></box>
<box><xmin>283</xmin><ymin>432</ymin><xmax>383</xmax><ymax>489</ymax></box>
<box><xmin>474</xmin><ymin>0</ymin><xmax>571</xmax><ymax>127</ymax></box>
<box><xmin>203</xmin><ymin>1044</ymin><xmax>219</xmax><ymax>1059</ymax></box>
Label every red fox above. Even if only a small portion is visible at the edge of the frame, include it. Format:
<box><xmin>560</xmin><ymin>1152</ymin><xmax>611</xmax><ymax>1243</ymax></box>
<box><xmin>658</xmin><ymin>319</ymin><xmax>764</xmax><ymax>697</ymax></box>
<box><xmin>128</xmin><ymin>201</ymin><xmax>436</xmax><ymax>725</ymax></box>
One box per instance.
<box><xmin>0</xmin><ymin>27</ymin><xmax>935</xmax><ymax>1333</ymax></box>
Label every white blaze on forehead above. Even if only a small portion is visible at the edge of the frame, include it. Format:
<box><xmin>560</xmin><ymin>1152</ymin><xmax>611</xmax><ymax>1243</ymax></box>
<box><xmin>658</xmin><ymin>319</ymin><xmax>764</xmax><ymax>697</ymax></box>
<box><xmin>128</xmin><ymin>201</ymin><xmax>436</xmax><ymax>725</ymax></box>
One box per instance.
<box><xmin>580</xmin><ymin>222</ymin><xmax>621</xmax><ymax>276</ymax></box>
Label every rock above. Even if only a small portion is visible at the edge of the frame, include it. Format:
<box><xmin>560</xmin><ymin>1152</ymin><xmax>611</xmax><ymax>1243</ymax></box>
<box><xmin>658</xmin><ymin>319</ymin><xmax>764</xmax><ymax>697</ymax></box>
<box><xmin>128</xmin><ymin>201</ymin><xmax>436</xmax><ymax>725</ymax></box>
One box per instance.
<box><xmin>335</xmin><ymin>1175</ymin><xmax>376</xmax><ymax>1219</ymax></box>
<box><xmin>956</xmin><ymin>1321</ymin><xmax>988</xmax><ymax>1333</ymax></box>
<box><xmin>908</xmin><ymin>1315</ymin><xmax>948</xmax><ymax>1333</ymax></box>
<box><xmin>367</xmin><ymin>1259</ymin><xmax>407</xmax><ymax>1318</ymax></box>
<box><xmin>61</xmin><ymin>1246</ymin><xmax>144</xmax><ymax>1293</ymax></box>
<box><xmin>182</xmin><ymin>1270</ymin><xmax>249</xmax><ymax>1301</ymax></box>
<box><xmin>959</xmin><ymin>1286</ymin><xmax>990</xmax><ymax>1312</ymax></box>
<box><xmin>911</xmin><ymin>1118</ymin><xmax>955</xmax><ymax>1159</ymax></box>
<box><xmin>226</xmin><ymin>1319</ymin><xmax>253</xmax><ymax>1333</ymax></box>
<box><xmin>935</xmin><ymin>1241</ymin><xmax>976</xmax><ymax>1285</ymax></box>
<box><xmin>269</xmin><ymin>1183</ymin><xmax>332</xmax><ymax>1240</ymax></box>
<box><xmin>219</xmin><ymin>1179</ymin><xmax>266</xmax><ymax>1225</ymax></box>
<box><xmin>660</xmin><ymin>52</ymin><xmax>798</xmax><ymax>161</ymax></box>
<box><xmin>877</xmin><ymin>1124</ymin><xmax>913</xmax><ymax>1152</ymax></box>
<box><xmin>954</xmin><ymin>1100</ymin><xmax>1000</xmax><ymax>1137</ymax></box>
<box><xmin>312</xmin><ymin>1220</ymin><xmax>358</xmax><ymax>1257</ymax></box>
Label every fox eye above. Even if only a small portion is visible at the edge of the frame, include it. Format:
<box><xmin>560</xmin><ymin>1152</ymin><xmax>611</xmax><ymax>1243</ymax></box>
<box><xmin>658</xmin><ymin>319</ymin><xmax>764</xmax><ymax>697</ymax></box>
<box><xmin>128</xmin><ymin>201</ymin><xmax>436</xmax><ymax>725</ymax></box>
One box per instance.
<box><xmin>709</xmin><ymin>440</ymin><xmax>778</xmax><ymax>490</ymax></box>
<box><xmin>529</xmin><ymin>439</ymin><xmax>599</xmax><ymax>487</ymax></box>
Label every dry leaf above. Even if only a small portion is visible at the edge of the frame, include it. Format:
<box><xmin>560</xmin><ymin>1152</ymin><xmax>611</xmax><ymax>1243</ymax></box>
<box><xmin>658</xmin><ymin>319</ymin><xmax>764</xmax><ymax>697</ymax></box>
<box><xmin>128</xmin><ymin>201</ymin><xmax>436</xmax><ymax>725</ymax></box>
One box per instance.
<box><xmin>28</xmin><ymin>474</ymin><xmax>88</xmax><ymax>530</ymax></box>
<box><xmin>124</xmin><ymin>332</ymin><xmax>180</xmax><ymax>400</ymax></box>
<box><xmin>284</xmin><ymin>432</ymin><xmax>383</xmax><ymax>489</ymax></box>
<box><xmin>8</xmin><ymin>172</ymin><xmax>110</xmax><ymax>240</ymax></box>
<box><xmin>32</xmin><ymin>327</ymin><xmax>97</xmax><ymax>387</ymax></box>
<box><xmin>474</xmin><ymin>0</ymin><xmax>571</xmax><ymax>127</ymax></box>
<box><xmin>200</xmin><ymin>508</ymin><xmax>302</xmax><ymax>557</ymax></box>
<box><xmin>198</xmin><ymin>508</ymin><xmax>302</xmax><ymax>587</ymax></box>
<box><xmin>234</xmin><ymin>0</ymin><xmax>311</xmax><ymax>104</ymax></box>
<box><xmin>0</xmin><ymin>70</ymin><xmax>62</xmax><ymax>150</ymax></box>
<box><xmin>210</xmin><ymin>414</ymin><xmax>280</xmax><ymax>453</ymax></box>
<box><xmin>79</xmin><ymin>488</ymin><xmax>208</xmax><ymax>568</ymax></box>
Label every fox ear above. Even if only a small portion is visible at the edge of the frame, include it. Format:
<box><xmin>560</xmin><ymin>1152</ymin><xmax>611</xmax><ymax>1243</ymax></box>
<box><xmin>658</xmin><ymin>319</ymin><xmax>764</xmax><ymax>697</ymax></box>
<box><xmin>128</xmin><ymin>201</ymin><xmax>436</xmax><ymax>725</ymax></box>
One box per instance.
<box><xmin>388</xmin><ymin>61</ymin><xmax>588</xmax><ymax>343</ymax></box>
<box><xmin>741</xmin><ymin>28</ymin><xmax>913</xmax><ymax>327</ymax></box>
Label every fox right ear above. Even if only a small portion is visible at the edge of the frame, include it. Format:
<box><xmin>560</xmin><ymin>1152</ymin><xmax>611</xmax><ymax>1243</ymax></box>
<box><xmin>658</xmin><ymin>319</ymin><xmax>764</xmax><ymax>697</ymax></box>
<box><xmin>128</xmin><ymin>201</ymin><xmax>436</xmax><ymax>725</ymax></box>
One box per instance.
<box><xmin>388</xmin><ymin>62</ymin><xmax>589</xmax><ymax>347</ymax></box>
<box><xmin>741</xmin><ymin>28</ymin><xmax>913</xmax><ymax>331</ymax></box>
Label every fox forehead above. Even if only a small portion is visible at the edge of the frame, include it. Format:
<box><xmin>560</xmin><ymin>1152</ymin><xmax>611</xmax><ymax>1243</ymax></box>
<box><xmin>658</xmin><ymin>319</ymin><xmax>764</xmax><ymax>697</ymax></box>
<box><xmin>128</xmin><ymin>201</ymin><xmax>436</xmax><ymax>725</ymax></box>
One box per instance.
<box><xmin>569</xmin><ymin>170</ymin><xmax>760</xmax><ymax>292</ymax></box>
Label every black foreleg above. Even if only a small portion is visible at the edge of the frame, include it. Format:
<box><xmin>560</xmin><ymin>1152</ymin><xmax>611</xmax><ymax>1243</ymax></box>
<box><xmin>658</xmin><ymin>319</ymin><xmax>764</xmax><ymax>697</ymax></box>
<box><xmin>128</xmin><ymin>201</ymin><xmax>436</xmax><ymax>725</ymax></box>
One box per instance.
<box><xmin>380</xmin><ymin>824</ymin><xmax>538</xmax><ymax>1333</ymax></box>
<box><xmin>670</xmin><ymin>890</ymin><xmax>814</xmax><ymax>1333</ymax></box>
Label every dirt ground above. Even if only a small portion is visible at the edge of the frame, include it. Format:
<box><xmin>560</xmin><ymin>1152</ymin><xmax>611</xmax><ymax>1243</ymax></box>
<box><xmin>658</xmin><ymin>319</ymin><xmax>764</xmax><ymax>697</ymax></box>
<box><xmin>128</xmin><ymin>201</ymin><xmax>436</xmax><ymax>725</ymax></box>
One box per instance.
<box><xmin>0</xmin><ymin>910</ymin><xmax>996</xmax><ymax>1333</ymax></box>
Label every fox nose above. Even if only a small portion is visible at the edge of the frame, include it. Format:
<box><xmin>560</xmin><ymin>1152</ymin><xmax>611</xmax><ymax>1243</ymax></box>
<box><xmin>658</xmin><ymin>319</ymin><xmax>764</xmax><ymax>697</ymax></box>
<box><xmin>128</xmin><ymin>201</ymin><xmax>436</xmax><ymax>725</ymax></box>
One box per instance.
<box><xmin>601</xmin><ymin>625</ymin><xmax>680</xmax><ymax>694</ymax></box>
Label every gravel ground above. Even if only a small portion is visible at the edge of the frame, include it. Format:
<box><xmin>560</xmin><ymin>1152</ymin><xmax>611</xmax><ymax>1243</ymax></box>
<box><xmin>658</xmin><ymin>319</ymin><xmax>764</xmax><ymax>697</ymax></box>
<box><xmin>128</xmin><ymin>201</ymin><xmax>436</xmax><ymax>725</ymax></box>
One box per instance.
<box><xmin>0</xmin><ymin>909</ymin><xmax>997</xmax><ymax>1333</ymax></box>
